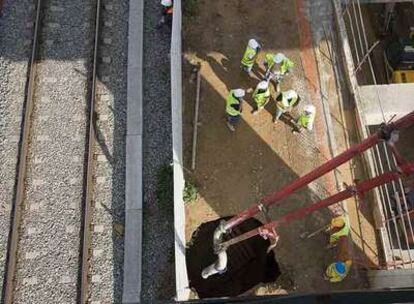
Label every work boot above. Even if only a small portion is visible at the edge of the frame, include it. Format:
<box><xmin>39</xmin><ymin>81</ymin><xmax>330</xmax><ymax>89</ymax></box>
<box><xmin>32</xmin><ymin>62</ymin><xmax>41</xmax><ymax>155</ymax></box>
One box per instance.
<box><xmin>226</xmin><ymin>122</ymin><xmax>235</xmax><ymax>132</ymax></box>
<box><xmin>252</xmin><ymin>107</ymin><xmax>263</xmax><ymax>115</ymax></box>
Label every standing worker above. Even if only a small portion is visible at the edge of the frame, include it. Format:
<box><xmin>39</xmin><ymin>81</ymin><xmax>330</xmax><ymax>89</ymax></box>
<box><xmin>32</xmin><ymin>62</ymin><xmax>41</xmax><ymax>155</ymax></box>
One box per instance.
<box><xmin>292</xmin><ymin>104</ymin><xmax>316</xmax><ymax>134</ymax></box>
<box><xmin>241</xmin><ymin>39</ymin><xmax>261</xmax><ymax>75</ymax></box>
<box><xmin>252</xmin><ymin>81</ymin><xmax>270</xmax><ymax>115</ymax></box>
<box><xmin>274</xmin><ymin>89</ymin><xmax>300</xmax><ymax>123</ymax></box>
<box><xmin>225</xmin><ymin>88</ymin><xmax>245</xmax><ymax>131</ymax></box>
<box><xmin>324</xmin><ymin>236</ymin><xmax>353</xmax><ymax>283</ymax></box>
<box><xmin>265</xmin><ymin>53</ymin><xmax>294</xmax><ymax>91</ymax></box>
<box><xmin>157</xmin><ymin>0</ymin><xmax>173</xmax><ymax>28</ymax></box>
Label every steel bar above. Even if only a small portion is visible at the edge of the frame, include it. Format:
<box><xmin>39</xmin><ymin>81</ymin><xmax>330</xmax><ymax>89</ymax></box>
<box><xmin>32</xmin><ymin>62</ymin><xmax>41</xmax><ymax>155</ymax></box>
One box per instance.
<box><xmin>219</xmin><ymin>162</ymin><xmax>414</xmax><ymax>250</ymax></box>
<box><xmin>374</xmin><ymin>144</ymin><xmax>404</xmax><ymax>266</ymax></box>
<box><xmin>191</xmin><ymin>70</ymin><xmax>201</xmax><ymax>171</ymax></box>
<box><xmin>382</xmin><ymin>142</ymin><xmax>413</xmax><ymax>266</ymax></box>
<box><xmin>223</xmin><ymin>111</ymin><xmax>414</xmax><ymax>231</ymax></box>
<box><xmin>2</xmin><ymin>1</ymin><xmax>43</xmax><ymax>303</ymax></box>
<box><xmin>79</xmin><ymin>0</ymin><xmax>101</xmax><ymax>302</ymax></box>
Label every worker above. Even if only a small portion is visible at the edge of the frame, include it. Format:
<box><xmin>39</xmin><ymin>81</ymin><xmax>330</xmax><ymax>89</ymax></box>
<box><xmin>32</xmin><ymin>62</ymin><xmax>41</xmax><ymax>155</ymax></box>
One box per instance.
<box><xmin>225</xmin><ymin>88</ymin><xmax>245</xmax><ymax>131</ymax></box>
<box><xmin>324</xmin><ymin>236</ymin><xmax>353</xmax><ymax>283</ymax></box>
<box><xmin>274</xmin><ymin>89</ymin><xmax>300</xmax><ymax>123</ymax></box>
<box><xmin>324</xmin><ymin>260</ymin><xmax>352</xmax><ymax>283</ymax></box>
<box><xmin>241</xmin><ymin>39</ymin><xmax>261</xmax><ymax>75</ymax></box>
<box><xmin>292</xmin><ymin>104</ymin><xmax>316</xmax><ymax>134</ymax></box>
<box><xmin>266</xmin><ymin>53</ymin><xmax>294</xmax><ymax>91</ymax></box>
<box><xmin>252</xmin><ymin>81</ymin><xmax>270</xmax><ymax>115</ymax></box>
<box><xmin>157</xmin><ymin>0</ymin><xmax>173</xmax><ymax>28</ymax></box>
<box><xmin>326</xmin><ymin>215</ymin><xmax>350</xmax><ymax>249</ymax></box>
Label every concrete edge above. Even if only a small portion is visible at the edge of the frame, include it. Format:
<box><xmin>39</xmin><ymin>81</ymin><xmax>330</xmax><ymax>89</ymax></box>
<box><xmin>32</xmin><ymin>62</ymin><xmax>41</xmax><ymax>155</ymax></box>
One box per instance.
<box><xmin>332</xmin><ymin>0</ymin><xmax>392</xmax><ymax>267</ymax></box>
<box><xmin>122</xmin><ymin>0</ymin><xmax>144</xmax><ymax>303</ymax></box>
<box><xmin>171</xmin><ymin>0</ymin><xmax>191</xmax><ymax>301</ymax></box>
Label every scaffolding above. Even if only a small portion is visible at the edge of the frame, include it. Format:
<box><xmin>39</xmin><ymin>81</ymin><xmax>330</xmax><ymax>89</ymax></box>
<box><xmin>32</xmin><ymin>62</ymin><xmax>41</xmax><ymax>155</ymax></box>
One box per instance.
<box><xmin>338</xmin><ymin>0</ymin><xmax>414</xmax><ymax>269</ymax></box>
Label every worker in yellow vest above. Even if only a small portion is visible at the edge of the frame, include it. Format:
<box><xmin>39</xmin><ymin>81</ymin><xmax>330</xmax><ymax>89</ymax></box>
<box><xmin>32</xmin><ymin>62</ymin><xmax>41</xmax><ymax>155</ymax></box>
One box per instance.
<box><xmin>292</xmin><ymin>104</ymin><xmax>316</xmax><ymax>134</ymax></box>
<box><xmin>274</xmin><ymin>89</ymin><xmax>301</xmax><ymax>123</ymax></box>
<box><xmin>324</xmin><ymin>235</ymin><xmax>352</xmax><ymax>283</ymax></box>
<box><xmin>241</xmin><ymin>39</ymin><xmax>261</xmax><ymax>75</ymax></box>
<box><xmin>326</xmin><ymin>215</ymin><xmax>350</xmax><ymax>249</ymax></box>
<box><xmin>252</xmin><ymin>81</ymin><xmax>270</xmax><ymax>115</ymax></box>
<box><xmin>324</xmin><ymin>260</ymin><xmax>352</xmax><ymax>283</ymax></box>
<box><xmin>225</xmin><ymin>88</ymin><xmax>245</xmax><ymax>131</ymax></box>
<box><xmin>264</xmin><ymin>53</ymin><xmax>294</xmax><ymax>88</ymax></box>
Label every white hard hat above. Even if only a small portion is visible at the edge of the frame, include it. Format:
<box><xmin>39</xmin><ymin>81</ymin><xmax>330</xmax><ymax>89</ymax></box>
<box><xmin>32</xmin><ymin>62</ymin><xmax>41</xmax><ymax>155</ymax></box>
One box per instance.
<box><xmin>274</xmin><ymin>53</ymin><xmax>287</xmax><ymax>64</ymax></box>
<box><xmin>284</xmin><ymin>89</ymin><xmax>298</xmax><ymax>100</ymax></box>
<box><xmin>161</xmin><ymin>0</ymin><xmax>172</xmax><ymax>7</ymax></box>
<box><xmin>304</xmin><ymin>104</ymin><xmax>316</xmax><ymax>114</ymax></box>
<box><xmin>248</xmin><ymin>39</ymin><xmax>260</xmax><ymax>49</ymax></box>
<box><xmin>233</xmin><ymin>89</ymin><xmax>245</xmax><ymax>98</ymax></box>
<box><xmin>257</xmin><ymin>81</ymin><xmax>268</xmax><ymax>90</ymax></box>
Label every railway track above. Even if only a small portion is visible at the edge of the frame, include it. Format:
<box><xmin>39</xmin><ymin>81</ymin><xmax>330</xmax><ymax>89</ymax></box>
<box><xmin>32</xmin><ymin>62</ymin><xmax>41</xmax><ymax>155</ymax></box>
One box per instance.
<box><xmin>2</xmin><ymin>0</ymin><xmax>102</xmax><ymax>302</ymax></box>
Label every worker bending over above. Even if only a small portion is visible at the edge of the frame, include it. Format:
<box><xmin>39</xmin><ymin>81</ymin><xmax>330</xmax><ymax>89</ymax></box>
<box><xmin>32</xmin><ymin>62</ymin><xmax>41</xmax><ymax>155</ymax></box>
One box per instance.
<box><xmin>274</xmin><ymin>89</ymin><xmax>300</xmax><ymax>123</ymax></box>
<box><xmin>265</xmin><ymin>53</ymin><xmax>294</xmax><ymax>91</ymax></box>
<box><xmin>241</xmin><ymin>39</ymin><xmax>261</xmax><ymax>75</ymax></box>
<box><xmin>157</xmin><ymin>0</ymin><xmax>173</xmax><ymax>28</ymax></box>
<box><xmin>225</xmin><ymin>88</ymin><xmax>245</xmax><ymax>131</ymax></box>
<box><xmin>324</xmin><ymin>236</ymin><xmax>352</xmax><ymax>283</ymax></box>
<box><xmin>292</xmin><ymin>104</ymin><xmax>316</xmax><ymax>134</ymax></box>
<box><xmin>252</xmin><ymin>81</ymin><xmax>270</xmax><ymax>115</ymax></box>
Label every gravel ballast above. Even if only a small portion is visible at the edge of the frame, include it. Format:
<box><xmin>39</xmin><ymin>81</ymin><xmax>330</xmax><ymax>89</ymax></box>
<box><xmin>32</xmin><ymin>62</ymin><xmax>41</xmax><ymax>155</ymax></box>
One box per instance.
<box><xmin>7</xmin><ymin>2</ymin><xmax>95</xmax><ymax>303</ymax></box>
<box><xmin>88</xmin><ymin>0</ymin><xmax>129</xmax><ymax>302</ymax></box>
<box><xmin>0</xmin><ymin>0</ymin><xmax>35</xmax><ymax>299</ymax></box>
<box><xmin>141</xmin><ymin>0</ymin><xmax>175</xmax><ymax>302</ymax></box>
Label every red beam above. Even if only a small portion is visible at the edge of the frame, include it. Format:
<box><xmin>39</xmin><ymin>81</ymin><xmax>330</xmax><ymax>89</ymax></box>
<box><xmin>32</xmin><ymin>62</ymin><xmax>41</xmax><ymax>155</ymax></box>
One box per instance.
<box><xmin>219</xmin><ymin>162</ymin><xmax>414</xmax><ymax>250</ymax></box>
<box><xmin>224</xmin><ymin>110</ymin><xmax>414</xmax><ymax>231</ymax></box>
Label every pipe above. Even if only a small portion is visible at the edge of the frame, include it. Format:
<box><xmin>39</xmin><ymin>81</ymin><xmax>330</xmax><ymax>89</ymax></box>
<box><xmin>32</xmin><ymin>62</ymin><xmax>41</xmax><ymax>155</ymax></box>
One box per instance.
<box><xmin>201</xmin><ymin>221</ymin><xmax>228</xmax><ymax>279</ymax></box>
<box><xmin>223</xmin><ymin>110</ymin><xmax>414</xmax><ymax>232</ymax></box>
<box><xmin>201</xmin><ymin>250</ymin><xmax>227</xmax><ymax>279</ymax></box>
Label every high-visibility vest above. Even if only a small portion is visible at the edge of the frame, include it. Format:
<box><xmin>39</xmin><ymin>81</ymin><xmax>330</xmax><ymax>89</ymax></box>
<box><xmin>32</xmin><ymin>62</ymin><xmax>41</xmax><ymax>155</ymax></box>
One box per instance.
<box><xmin>280</xmin><ymin>58</ymin><xmax>294</xmax><ymax>75</ymax></box>
<box><xmin>298</xmin><ymin>111</ymin><xmax>316</xmax><ymax>130</ymax></box>
<box><xmin>330</xmin><ymin>217</ymin><xmax>350</xmax><ymax>245</ymax></box>
<box><xmin>241</xmin><ymin>46</ymin><xmax>257</xmax><ymax>68</ymax></box>
<box><xmin>325</xmin><ymin>261</ymin><xmax>351</xmax><ymax>283</ymax></box>
<box><xmin>265</xmin><ymin>53</ymin><xmax>275</xmax><ymax>71</ymax></box>
<box><xmin>276</xmin><ymin>91</ymin><xmax>299</xmax><ymax>111</ymax></box>
<box><xmin>253</xmin><ymin>87</ymin><xmax>270</xmax><ymax>108</ymax></box>
<box><xmin>226</xmin><ymin>91</ymin><xmax>241</xmax><ymax>116</ymax></box>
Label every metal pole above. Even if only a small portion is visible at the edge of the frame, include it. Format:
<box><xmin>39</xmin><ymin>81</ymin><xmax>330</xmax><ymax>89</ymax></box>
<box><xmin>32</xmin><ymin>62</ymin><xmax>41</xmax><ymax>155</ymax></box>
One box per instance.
<box><xmin>218</xmin><ymin>162</ymin><xmax>414</xmax><ymax>251</ymax></box>
<box><xmin>223</xmin><ymin>111</ymin><xmax>414</xmax><ymax>231</ymax></box>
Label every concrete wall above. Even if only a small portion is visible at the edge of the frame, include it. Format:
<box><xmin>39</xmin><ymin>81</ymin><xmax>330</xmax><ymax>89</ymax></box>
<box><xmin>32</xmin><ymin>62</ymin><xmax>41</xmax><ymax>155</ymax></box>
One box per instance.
<box><xmin>359</xmin><ymin>84</ymin><xmax>414</xmax><ymax>125</ymax></box>
<box><xmin>122</xmin><ymin>0</ymin><xmax>144</xmax><ymax>303</ymax></box>
<box><xmin>171</xmin><ymin>0</ymin><xmax>191</xmax><ymax>301</ymax></box>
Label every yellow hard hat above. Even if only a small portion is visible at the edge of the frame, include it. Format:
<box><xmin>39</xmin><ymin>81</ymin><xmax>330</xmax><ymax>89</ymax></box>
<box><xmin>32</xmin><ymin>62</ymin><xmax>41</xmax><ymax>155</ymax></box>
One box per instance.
<box><xmin>331</xmin><ymin>216</ymin><xmax>345</xmax><ymax>228</ymax></box>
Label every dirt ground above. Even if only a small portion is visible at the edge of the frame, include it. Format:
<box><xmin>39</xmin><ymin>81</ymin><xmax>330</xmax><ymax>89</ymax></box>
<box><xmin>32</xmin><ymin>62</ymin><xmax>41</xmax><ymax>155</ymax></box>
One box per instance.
<box><xmin>182</xmin><ymin>0</ymin><xmax>376</xmax><ymax>298</ymax></box>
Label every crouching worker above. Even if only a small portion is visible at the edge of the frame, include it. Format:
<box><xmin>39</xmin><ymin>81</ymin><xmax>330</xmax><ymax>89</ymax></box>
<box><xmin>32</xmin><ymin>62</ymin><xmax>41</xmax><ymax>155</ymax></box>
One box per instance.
<box><xmin>292</xmin><ymin>104</ymin><xmax>316</xmax><ymax>134</ymax></box>
<box><xmin>226</xmin><ymin>89</ymin><xmax>245</xmax><ymax>131</ymax></box>
<box><xmin>326</xmin><ymin>215</ymin><xmax>350</xmax><ymax>249</ymax></box>
<box><xmin>324</xmin><ymin>236</ymin><xmax>353</xmax><ymax>283</ymax></box>
<box><xmin>157</xmin><ymin>0</ymin><xmax>173</xmax><ymax>28</ymax></box>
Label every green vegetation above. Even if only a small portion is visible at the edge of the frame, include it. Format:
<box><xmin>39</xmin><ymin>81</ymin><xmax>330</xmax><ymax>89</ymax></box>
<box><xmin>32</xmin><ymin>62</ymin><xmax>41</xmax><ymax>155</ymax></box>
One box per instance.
<box><xmin>183</xmin><ymin>181</ymin><xmax>198</xmax><ymax>204</ymax></box>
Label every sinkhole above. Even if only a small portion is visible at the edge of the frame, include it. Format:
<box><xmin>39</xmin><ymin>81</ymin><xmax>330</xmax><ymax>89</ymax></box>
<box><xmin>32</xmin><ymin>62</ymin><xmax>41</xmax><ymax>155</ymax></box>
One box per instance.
<box><xmin>186</xmin><ymin>216</ymin><xmax>280</xmax><ymax>298</ymax></box>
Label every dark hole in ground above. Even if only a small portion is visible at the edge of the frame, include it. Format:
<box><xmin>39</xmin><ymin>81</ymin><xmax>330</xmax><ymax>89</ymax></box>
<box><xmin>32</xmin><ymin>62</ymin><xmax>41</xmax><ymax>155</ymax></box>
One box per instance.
<box><xmin>186</xmin><ymin>216</ymin><xmax>280</xmax><ymax>298</ymax></box>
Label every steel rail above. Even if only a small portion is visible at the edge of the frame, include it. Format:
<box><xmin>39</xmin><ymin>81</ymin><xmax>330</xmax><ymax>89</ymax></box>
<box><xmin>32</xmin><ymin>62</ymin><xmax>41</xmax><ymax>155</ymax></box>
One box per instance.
<box><xmin>2</xmin><ymin>0</ymin><xmax>43</xmax><ymax>302</ymax></box>
<box><xmin>79</xmin><ymin>0</ymin><xmax>101</xmax><ymax>302</ymax></box>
